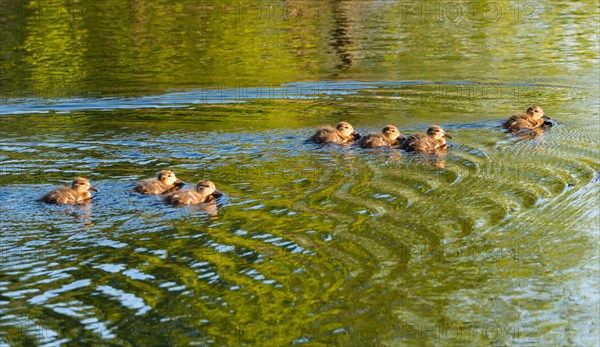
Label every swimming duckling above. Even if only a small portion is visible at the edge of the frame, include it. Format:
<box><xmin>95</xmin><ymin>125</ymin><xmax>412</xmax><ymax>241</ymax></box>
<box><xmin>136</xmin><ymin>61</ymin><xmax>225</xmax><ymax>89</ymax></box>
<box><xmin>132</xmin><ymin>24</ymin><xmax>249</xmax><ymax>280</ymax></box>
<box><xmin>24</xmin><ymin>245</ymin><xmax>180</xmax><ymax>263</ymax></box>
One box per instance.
<box><xmin>502</xmin><ymin>106</ymin><xmax>552</xmax><ymax>134</ymax></box>
<box><xmin>399</xmin><ymin>125</ymin><xmax>452</xmax><ymax>154</ymax></box>
<box><xmin>357</xmin><ymin>125</ymin><xmax>405</xmax><ymax>148</ymax></box>
<box><xmin>133</xmin><ymin>170</ymin><xmax>185</xmax><ymax>195</ymax></box>
<box><xmin>39</xmin><ymin>177</ymin><xmax>99</xmax><ymax>204</ymax></box>
<box><xmin>164</xmin><ymin>180</ymin><xmax>223</xmax><ymax>206</ymax></box>
<box><xmin>307</xmin><ymin>121</ymin><xmax>361</xmax><ymax>144</ymax></box>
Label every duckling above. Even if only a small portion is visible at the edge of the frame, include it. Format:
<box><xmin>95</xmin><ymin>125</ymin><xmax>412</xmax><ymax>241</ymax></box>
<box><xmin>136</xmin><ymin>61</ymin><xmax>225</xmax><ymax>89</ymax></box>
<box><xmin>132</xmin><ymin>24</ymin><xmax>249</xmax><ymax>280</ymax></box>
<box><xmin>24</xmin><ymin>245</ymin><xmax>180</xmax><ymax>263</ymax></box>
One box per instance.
<box><xmin>502</xmin><ymin>106</ymin><xmax>552</xmax><ymax>133</ymax></box>
<box><xmin>307</xmin><ymin>121</ymin><xmax>361</xmax><ymax>144</ymax></box>
<box><xmin>399</xmin><ymin>125</ymin><xmax>452</xmax><ymax>154</ymax></box>
<box><xmin>164</xmin><ymin>180</ymin><xmax>223</xmax><ymax>206</ymax></box>
<box><xmin>39</xmin><ymin>177</ymin><xmax>99</xmax><ymax>204</ymax></box>
<box><xmin>357</xmin><ymin>125</ymin><xmax>405</xmax><ymax>148</ymax></box>
<box><xmin>133</xmin><ymin>170</ymin><xmax>185</xmax><ymax>195</ymax></box>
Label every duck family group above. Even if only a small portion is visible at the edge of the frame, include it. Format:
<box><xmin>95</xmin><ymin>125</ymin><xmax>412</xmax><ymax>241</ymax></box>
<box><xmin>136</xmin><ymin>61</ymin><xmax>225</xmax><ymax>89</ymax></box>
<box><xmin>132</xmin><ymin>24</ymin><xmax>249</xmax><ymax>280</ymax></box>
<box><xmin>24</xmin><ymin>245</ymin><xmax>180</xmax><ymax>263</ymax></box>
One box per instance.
<box><xmin>38</xmin><ymin>106</ymin><xmax>553</xmax><ymax>206</ymax></box>
<box><xmin>39</xmin><ymin>173</ymin><xmax>221</xmax><ymax>206</ymax></box>
<box><xmin>307</xmin><ymin>105</ymin><xmax>551</xmax><ymax>150</ymax></box>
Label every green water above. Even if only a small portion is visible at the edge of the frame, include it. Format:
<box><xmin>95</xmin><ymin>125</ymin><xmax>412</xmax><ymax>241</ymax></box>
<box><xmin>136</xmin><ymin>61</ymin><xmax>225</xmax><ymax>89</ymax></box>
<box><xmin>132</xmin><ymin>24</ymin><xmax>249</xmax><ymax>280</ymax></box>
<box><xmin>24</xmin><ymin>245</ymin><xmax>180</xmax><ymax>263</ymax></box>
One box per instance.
<box><xmin>1</xmin><ymin>1</ymin><xmax>599</xmax><ymax>346</ymax></box>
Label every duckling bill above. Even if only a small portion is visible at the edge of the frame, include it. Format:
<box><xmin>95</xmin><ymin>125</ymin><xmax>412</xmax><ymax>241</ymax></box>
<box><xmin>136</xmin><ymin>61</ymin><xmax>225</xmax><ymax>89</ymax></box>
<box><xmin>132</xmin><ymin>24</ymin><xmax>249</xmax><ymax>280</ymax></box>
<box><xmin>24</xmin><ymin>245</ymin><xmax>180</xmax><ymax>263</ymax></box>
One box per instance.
<box><xmin>134</xmin><ymin>170</ymin><xmax>185</xmax><ymax>195</ymax></box>
<box><xmin>164</xmin><ymin>180</ymin><xmax>223</xmax><ymax>206</ymax></box>
<box><xmin>399</xmin><ymin>125</ymin><xmax>452</xmax><ymax>154</ymax></box>
<box><xmin>39</xmin><ymin>177</ymin><xmax>99</xmax><ymax>204</ymax></box>
<box><xmin>307</xmin><ymin>121</ymin><xmax>361</xmax><ymax>145</ymax></box>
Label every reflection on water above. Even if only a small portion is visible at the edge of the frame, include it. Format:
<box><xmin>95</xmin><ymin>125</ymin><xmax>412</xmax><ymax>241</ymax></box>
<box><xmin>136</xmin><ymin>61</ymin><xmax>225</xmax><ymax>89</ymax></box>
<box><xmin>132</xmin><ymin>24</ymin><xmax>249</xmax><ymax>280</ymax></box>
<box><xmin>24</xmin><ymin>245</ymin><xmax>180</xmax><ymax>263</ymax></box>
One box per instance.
<box><xmin>329</xmin><ymin>1</ymin><xmax>353</xmax><ymax>72</ymax></box>
<box><xmin>1</xmin><ymin>0</ymin><xmax>599</xmax><ymax>346</ymax></box>
<box><xmin>1</xmin><ymin>85</ymin><xmax>598</xmax><ymax>345</ymax></box>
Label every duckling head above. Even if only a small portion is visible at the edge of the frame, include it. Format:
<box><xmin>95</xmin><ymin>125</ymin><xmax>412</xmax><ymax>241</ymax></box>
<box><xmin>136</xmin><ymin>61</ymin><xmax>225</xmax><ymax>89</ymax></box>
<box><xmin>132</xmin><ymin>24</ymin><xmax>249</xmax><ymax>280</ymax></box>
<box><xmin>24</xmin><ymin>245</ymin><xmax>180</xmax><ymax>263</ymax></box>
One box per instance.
<box><xmin>158</xmin><ymin>170</ymin><xmax>184</xmax><ymax>187</ymax></box>
<box><xmin>336</xmin><ymin>121</ymin><xmax>360</xmax><ymax>139</ymax></box>
<box><xmin>526</xmin><ymin>106</ymin><xmax>547</xmax><ymax>119</ymax></box>
<box><xmin>526</xmin><ymin>106</ymin><xmax>554</xmax><ymax>126</ymax></box>
<box><xmin>427</xmin><ymin>125</ymin><xmax>452</xmax><ymax>140</ymax></box>
<box><xmin>195</xmin><ymin>180</ymin><xmax>224</xmax><ymax>199</ymax></box>
<box><xmin>382</xmin><ymin>125</ymin><xmax>401</xmax><ymax>142</ymax></box>
<box><xmin>71</xmin><ymin>177</ymin><xmax>99</xmax><ymax>193</ymax></box>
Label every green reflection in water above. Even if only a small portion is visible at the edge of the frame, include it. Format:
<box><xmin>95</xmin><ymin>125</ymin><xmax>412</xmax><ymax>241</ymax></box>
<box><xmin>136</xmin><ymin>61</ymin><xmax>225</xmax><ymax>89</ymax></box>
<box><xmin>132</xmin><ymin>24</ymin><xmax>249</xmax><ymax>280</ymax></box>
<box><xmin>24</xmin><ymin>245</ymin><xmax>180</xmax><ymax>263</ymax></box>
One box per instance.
<box><xmin>0</xmin><ymin>1</ymin><xmax>599</xmax><ymax>346</ymax></box>
<box><xmin>1</xmin><ymin>0</ymin><xmax>598</xmax><ymax>98</ymax></box>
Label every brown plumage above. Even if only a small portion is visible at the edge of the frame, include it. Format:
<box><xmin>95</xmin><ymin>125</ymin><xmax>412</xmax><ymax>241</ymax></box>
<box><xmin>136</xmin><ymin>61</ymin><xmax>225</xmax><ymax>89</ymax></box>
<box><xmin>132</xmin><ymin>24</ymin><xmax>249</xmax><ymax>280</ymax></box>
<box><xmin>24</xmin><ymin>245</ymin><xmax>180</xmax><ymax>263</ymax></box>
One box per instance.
<box><xmin>357</xmin><ymin>125</ymin><xmax>405</xmax><ymax>148</ymax></box>
<box><xmin>39</xmin><ymin>177</ymin><xmax>99</xmax><ymax>204</ymax></box>
<box><xmin>164</xmin><ymin>180</ymin><xmax>223</xmax><ymax>206</ymax></box>
<box><xmin>133</xmin><ymin>170</ymin><xmax>185</xmax><ymax>195</ymax></box>
<box><xmin>399</xmin><ymin>125</ymin><xmax>452</xmax><ymax>154</ymax></box>
<box><xmin>307</xmin><ymin>121</ymin><xmax>361</xmax><ymax>144</ymax></box>
<box><xmin>502</xmin><ymin>106</ymin><xmax>552</xmax><ymax>134</ymax></box>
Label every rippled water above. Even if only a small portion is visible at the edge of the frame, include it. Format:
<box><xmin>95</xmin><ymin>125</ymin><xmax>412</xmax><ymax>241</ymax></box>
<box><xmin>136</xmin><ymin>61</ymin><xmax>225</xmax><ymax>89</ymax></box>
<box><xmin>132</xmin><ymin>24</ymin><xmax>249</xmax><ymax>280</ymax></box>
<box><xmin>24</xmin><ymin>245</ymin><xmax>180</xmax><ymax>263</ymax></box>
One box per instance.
<box><xmin>1</xmin><ymin>1</ymin><xmax>599</xmax><ymax>346</ymax></box>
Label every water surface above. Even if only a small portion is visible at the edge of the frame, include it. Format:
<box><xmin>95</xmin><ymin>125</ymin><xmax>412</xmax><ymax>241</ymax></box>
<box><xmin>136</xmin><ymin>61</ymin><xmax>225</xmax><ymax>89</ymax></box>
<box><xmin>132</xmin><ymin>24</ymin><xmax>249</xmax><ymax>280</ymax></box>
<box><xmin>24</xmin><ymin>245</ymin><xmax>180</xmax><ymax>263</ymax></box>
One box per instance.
<box><xmin>1</xmin><ymin>1</ymin><xmax>599</xmax><ymax>346</ymax></box>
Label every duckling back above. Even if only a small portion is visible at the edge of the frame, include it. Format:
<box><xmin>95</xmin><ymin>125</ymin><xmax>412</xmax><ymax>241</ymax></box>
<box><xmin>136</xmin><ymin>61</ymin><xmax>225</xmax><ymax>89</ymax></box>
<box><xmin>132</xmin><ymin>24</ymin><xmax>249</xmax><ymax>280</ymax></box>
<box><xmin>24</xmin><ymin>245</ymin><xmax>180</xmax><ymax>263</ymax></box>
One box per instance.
<box><xmin>39</xmin><ymin>187</ymin><xmax>82</xmax><ymax>204</ymax></box>
<box><xmin>400</xmin><ymin>125</ymin><xmax>450</xmax><ymax>154</ymax></box>
<box><xmin>164</xmin><ymin>190</ymin><xmax>205</xmax><ymax>206</ymax></box>
<box><xmin>134</xmin><ymin>170</ymin><xmax>184</xmax><ymax>195</ymax></box>
<box><xmin>165</xmin><ymin>180</ymin><xmax>221</xmax><ymax>206</ymax></box>
<box><xmin>39</xmin><ymin>177</ymin><xmax>97</xmax><ymax>204</ymax></box>
<box><xmin>133</xmin><ymin>178</ymin><xmax>184</xmax><ymax>195</ymax></box>
<box><xmin>307</xmin><ymin>126</ymin><xmax>346</xmax><ymax>144</ymax></box>
<box><xmin>134</xmin><ymin>179</ymin><xmax>172</xmax><ymax>195</ymax></box>
<box><xmin>357</xmin><ymin>133</ymin><xmax>390</xmax><ymax>148</ymax></box>
<box><xmin>399</xmin><ymin>133</ymin><xmax>438</xmax><ymax>153</ymax></box>
<box><xmin>502</xmin><ymin>113</ymin><xmax>544</xmax><ymax>132</ymax></box>
<box><xmin>164</xmin><ymin>190</ymin><xmax>218</xmax><ymax>206</ymax></box>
